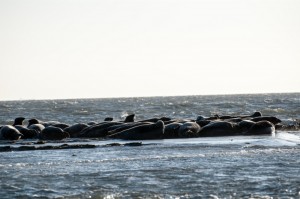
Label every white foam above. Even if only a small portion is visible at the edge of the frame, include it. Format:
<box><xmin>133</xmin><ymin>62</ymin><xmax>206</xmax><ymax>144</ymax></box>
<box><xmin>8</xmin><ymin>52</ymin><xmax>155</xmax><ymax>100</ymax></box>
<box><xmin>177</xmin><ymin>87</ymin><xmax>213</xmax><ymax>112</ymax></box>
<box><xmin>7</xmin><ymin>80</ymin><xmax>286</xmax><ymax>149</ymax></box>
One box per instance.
<box><xmin>275</xmin><ymin>131</ymin><xmax>300</xmax><ymax>144</ymax></box>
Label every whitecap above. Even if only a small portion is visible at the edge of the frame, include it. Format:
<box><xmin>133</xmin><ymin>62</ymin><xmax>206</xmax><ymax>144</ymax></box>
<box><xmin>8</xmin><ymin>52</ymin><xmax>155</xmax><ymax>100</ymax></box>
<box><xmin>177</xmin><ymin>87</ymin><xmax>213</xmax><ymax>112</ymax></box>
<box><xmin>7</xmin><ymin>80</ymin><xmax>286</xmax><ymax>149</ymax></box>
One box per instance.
<box><xmin>275</xmin><ymin>131</ymin><xmax>300</xmax><ymax>144</ymax></box>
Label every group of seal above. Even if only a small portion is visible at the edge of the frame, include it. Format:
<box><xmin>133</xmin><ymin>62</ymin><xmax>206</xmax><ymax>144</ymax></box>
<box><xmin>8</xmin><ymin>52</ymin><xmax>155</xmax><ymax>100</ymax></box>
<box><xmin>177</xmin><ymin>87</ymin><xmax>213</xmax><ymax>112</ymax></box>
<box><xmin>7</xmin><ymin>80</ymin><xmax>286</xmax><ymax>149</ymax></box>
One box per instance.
<box><xmin>0</xmin><ymin>111</ymin><xmax>293</xmax><ymax>141</ymax></box>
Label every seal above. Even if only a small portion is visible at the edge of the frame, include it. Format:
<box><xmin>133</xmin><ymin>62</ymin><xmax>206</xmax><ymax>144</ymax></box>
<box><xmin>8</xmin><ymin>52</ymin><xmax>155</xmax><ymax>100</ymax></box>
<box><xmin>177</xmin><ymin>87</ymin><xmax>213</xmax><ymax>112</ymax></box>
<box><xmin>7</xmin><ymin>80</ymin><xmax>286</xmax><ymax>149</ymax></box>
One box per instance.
<box><xmin>0</xmin><ymin>125</ymin><xmax>23</xmax><ymax>140</ymax></box>
<box><xmin>13</xmin><ymin>117</ymin><xmax>25</xmax><ymax>126</ymax></box>
<box><xmin>41</xmin><ymin>126</ymin><xmax>70</xmax><ymax>140</ymax></box>
<box><xmin>225</xmin><ymin>118</ymin><xmax>243</xmax><ymax>123</ymax></box>
<box><xmin>178</xmin><ymin>122</ymin><xmax>200</xmax><ymax>138</ymax></box>
<box><xmin>104</xmin><ymin>117</ymin><xmax>113</xmax><ymax>121</ymax></box>
<box><xmin>244</xmin><ymin>121</ymin><xmax>275</xmax><ymax>135</ymax></box>
<box><xmin>106</xmin><ymin>122</ymin><xmax>151</xmax><ymax>135</ymax></box>
<box><xmin>139</xmin><ymin>117</ymin><xmax>172</xmax><ymax>123</ymax></box>
<box><xmin>251</xmin><ymin>116</ymin><xmax>281</xmax><ymax>125</ymax></box>
<box><xmin>79</xmin><ymin>122</ymin><xmax>123</xmax><ymax>138</ymax></box>
<box><xmin>163</xmin><ymin>122</ymin><xmax>182</xmax><ymax>139</ymax></box>
<box><xmin>198</xmin><ymin>121</ymin><xmax>240</xmax><ymax>137</ymax></box>
<box><xmin>246</xmin><ymin>111</ymin><xmax>262</xmax><ymax>118</ymax></box>
<box><xmin>195</xmin><ymin>120</ymin><xmax>211</xmax><ymax>128</ymax></box>
<box><xmin>14</xmin><ymin>125</ymin><xmax>39</xmax><ymax>139</ymax></box>
<box><xmin>27</xmin><ymin>118</ymin><xmax>68</xmax><ymax>129</ymax></box>
<box><xmin>108</xmin><ymin>120</ymin><xmax>165</xmax><ymax>140</ymax></box>
<box><xmin>275</xmin><ymin>119</ymin><xmax>300</xmax><ymax>131</ymax></box>
<box><xmin>238</xmin><ymin>120</ymin><xmax>256</xmax><ymax>133</ymax></box>
<box><xmin>28</xmin><ymin>124</ymin><xmax>45</xmax><ymax>133</ymax></box>
<box><xmin>64</xmin><ymin>123</ymin><xmax>89</xmax><ymax>138</ymax></box>
<box><xmin>124</xmin><ymin>114</ymin><xmax>135</xmax><ymax>123</ymax></box>
<box><xmin>27</xmin><ymin>118</ymin><xmax>41</xmax><ymax>127</ymax></box>
<box><xmin>219</xmin><ymin>111</ymin><xmax>262</xmax><ymax>120</ymax></box>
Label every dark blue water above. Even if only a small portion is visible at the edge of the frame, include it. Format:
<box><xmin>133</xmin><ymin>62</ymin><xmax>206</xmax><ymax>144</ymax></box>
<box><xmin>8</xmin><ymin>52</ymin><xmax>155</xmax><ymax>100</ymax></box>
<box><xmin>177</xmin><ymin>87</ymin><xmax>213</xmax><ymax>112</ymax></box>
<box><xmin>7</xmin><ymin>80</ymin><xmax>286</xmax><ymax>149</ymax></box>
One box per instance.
<box><xmin>0</xmin><ymin>93</ymin><xmax>300</xmax><ymax>198</ymax></box>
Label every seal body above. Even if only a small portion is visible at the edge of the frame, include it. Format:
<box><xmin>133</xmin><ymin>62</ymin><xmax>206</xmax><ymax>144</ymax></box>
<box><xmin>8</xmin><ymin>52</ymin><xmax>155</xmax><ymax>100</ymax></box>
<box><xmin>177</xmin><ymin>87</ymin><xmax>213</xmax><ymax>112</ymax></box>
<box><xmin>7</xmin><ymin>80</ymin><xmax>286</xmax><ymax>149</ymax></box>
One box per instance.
<box><xmin>139</xmin><ymin>117</ymin><xmax>172</xmax><ymax>123</ymax></box>
<box><xmin>178</xmin><ymin>122</ymin><xmax>200</xmax><ymax>138</ymax></box>
<box><xmin>28</xmin><ymin>124</ymin><xmax>45</xmax><ymax>133</ymax></box>
<box><xmin>195</xmin><ymin>120</ymin><xmax>211</xmax><ymax>128</ymax></box>
<box><xmin>14</xmin><ymin>125</ymin><xmax>39</xmax><ymax>139</ymax></box>
<box><xmin>238</xmin><ymin>120</ymin><xmax>256</xmax><ymax>133</ymax></box>
<box><xmin>109</xmin><ymin>120</ymin><xmax>165</xmax><ymax>140</ymax></box>
<box><xmin>0</xmin><ymin>125</ymin><xmax>23</xmax><ymax>140</ymax></box>
<box><xmin>251</xmin><ymin>116</ymin><xmax>281</xmax><ymax>125</ymax></box>
<box><xmin>27</xmin><ymin>119</ymin><xmax>68</xmax><ymax>129</ymax></box>
<box><xmin>27</xmin><ymin>118</ymin><xmax>41</xmax><ymax>127</ymax></box>
<box><xmin>79</xmin><ymin>122</ymin><xmax>123</xmax><ymax>138</ymax></box>
<box><xmin>164</xmin><ymin>123</ymin><xmax>182</xmax><ymax>139</ymax></box>
<box><xmin>107</xmin><ymin>122</ymin><xmax>151</xmax><ymax>135</ymax></box>
<box><xmin>198</xmin><ymin>121</ymin><xmax>240</xmax><ymax>137</ymax></box>
<box><xmin>41</xmin><ymin>126</ymin><xmax>70</xmax><ymax>140</ymax></box>
<box><xmin>64</xmin><ymin>123</ymin><xmax>89</xmax><ymax>138</ymax></box>
<box><xmin>244</xmin><ymin>121</ymin><xmax>275</xmax><ymax>135</ymax></box>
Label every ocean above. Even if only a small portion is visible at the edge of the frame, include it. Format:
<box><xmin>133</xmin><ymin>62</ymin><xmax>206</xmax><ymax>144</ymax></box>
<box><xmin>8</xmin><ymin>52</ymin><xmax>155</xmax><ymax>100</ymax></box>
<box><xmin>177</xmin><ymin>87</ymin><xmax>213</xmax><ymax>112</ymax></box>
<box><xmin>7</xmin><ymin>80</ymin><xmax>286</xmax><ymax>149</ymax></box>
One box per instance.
<box><xmin>0</xmin><ymin>93</ymin><xmax>300</xmax><ymax>198</ymax></box>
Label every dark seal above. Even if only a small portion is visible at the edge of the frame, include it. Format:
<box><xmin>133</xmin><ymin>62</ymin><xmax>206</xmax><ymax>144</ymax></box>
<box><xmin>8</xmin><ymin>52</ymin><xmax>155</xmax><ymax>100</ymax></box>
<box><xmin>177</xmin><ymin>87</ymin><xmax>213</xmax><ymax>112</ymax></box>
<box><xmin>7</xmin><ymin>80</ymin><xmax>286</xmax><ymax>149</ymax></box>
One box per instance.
<box><xmin>178</xmin><ymin>122</ymin><xmax>200</xmax><ymax>138</ymax></box>
<box><xmin>109</xmin><ymin>120</ymin><xmax>165</xmax><ymax>140</ymax></box>
<box><xmin>244</xmin><ymin>121</ymin><xmax>275</xmax><ymax>135</ymax></box>
<box><xmin>198</xmin><ymin>121</ymin><xmax>240</xmax><ymax>137</ymax></box>
<box><xmin>41</xmin><ymin>126</ymin><xmax>70</xmax><ymax>140</ymax></box>
<box><xmin>0</xmin><ymin>125</ymin><xmax>23</xmax><ymax>140</ymax></box>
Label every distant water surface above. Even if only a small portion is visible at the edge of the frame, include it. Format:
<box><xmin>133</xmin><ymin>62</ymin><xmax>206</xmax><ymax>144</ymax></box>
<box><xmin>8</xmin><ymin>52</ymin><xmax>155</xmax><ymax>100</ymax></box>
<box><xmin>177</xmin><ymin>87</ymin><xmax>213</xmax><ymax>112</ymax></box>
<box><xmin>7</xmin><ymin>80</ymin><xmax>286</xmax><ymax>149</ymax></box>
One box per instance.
<box><xmin>1</xmin><ymin>93</ymin><xmax>299</xmax><ymax>125</ymax></box>
<box><xmin>0</xmin><ymin>93</ymin><xmax>300</xmax><ymax>198</ymax></box>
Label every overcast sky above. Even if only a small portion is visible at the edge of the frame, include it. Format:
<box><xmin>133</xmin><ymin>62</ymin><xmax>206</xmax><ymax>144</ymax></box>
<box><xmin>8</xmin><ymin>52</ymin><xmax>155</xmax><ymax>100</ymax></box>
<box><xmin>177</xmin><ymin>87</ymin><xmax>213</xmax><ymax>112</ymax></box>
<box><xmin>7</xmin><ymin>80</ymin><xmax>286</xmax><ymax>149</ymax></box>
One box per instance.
<box><xmin>0</xmin><ymin>0</ymin><xmax>299</xmax><ymax>100</ymax></box>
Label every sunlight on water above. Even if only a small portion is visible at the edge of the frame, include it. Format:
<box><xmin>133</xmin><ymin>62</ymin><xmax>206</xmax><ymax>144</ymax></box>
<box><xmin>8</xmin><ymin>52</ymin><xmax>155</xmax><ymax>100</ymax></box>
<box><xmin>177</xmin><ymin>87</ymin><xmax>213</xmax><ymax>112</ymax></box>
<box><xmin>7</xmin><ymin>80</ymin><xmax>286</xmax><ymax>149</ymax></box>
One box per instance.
<box><xmin>0</xmin><ymin>93</ymin><xmax>300</xmax><ymax>198</ymax></box>
<box><xmin>275</xmin><ymin>131</ymin><xmax>300</xmax><ymax>144</ymax></box>
<box><xmin>1</xmin><ymin>135</ymin><xmax>300</xmax><ymax>198</ymax></box>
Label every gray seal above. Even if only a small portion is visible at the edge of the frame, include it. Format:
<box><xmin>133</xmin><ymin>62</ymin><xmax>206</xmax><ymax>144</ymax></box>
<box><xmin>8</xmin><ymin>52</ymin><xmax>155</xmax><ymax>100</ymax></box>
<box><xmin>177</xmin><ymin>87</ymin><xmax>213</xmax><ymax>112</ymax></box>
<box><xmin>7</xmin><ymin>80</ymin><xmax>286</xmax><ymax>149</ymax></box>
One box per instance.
<box><xmin>244</xmin><ymin>121</ymin><xmax>275</xmax><ymax>135</ymax></box>
<box><xmin>79</xmin><ymin>122</ymin><xmax>123</xmax><ymax>138</ymax></box>
<box><xmin>124</xmin><ymin>114</ymin><xmax>135</xmax><ymax>123</ymax></box>
<box><xmin>14</xmin><ymin>125</ymin><xmax>39</xmax><ymax>139</ymax></box>
<box><xmin>41</xmin><ymin>126</ymin><xmax>70</xmax><ymax>140</ymax></box>
<box><xmin>219</xmin><ymin>111</ymin><xmax>262</xmax><ymax>120</ymax></box>
<box><xmin>104</xmin><ymin>117</ymin><xmax>113</xmax><ymax>121</ymax></box>
<box><xmin>198</xmin><ymin>121</ymin><xmax>240</xmax><ymax>137</ymax></box>
<box><xmin>64</xmin><ymin>123</ymin><xmax>89</xmax><ymax>138</ymax></box>
<box><xmin>13</xmin><ymin>117</ymin><xmax>25</xmax><ymax>126</ymax></box>
<box><xmin>178</xmin><ymin>122</ymin><xmax>200</xmax><ymax>138</ymax></box>
<box><xmin>107</xmin><ymin>122</ymin><xmax>151</xmax><ymax>135</ymax></box>
<box><xmin>238</xmin><ymin>120</ymin><xmax>256</xmax><ymax>132</ymax></box>
<box><xmin>139</xmin><ymin>117</ymin><xmax>172</xmax><ymax>123</ymax></box>
<box><xmin>27</xmin><ymin>118</ymin><xmax>68</xmax><ymax>129</ymax></box>
<box><xmin>27</xmin><ymin>118</ymin><xmax>41</xmax><ymax>127</ymax></box>
<box><xmin>163</xmin><ymin>123</ymin><xmax>182</xmax><ymax>139</ymax></box>
<box><xmin>109</xmin><ymin>120</ymin><xmax>165</xmax><ymax>140</ymax></box>
<box><xmin>251</xmin><ymin>116</ymin><xmax>281</xmax><ymax>125</ymax></box>
<box><xmin>0</xmin><ymin>125</ymin><xmax>23</xmax><ymax>140</ymax></box>
<box><xmin>28</xmin><ymin>124</ymin><xmax>45</xmax><ymax>133</ymax></box>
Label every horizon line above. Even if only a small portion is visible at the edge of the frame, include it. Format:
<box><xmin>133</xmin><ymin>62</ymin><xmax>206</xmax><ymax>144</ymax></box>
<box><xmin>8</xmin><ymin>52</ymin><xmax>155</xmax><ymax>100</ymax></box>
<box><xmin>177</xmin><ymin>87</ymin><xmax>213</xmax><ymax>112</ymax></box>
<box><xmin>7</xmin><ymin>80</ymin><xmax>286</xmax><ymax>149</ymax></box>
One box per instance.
<box><xmin>0</xmin><ymin>91</ymin><xmax>299</xmax><ymax>102</ymax></box>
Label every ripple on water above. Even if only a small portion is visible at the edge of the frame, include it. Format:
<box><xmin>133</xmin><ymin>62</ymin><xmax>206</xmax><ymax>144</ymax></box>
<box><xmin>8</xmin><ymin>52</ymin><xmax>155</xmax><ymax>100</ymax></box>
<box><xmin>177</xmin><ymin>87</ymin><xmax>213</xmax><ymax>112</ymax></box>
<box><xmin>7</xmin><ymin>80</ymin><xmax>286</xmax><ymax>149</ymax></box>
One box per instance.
<box><xmin>0</xmin><ymin>93</ymin><xmax>300</xmax><ymax>198</ymax></box>
<box><xmin>1</xmin><ymin>144</ymin><xmax>300</xmax><ymax>198</ymax></box>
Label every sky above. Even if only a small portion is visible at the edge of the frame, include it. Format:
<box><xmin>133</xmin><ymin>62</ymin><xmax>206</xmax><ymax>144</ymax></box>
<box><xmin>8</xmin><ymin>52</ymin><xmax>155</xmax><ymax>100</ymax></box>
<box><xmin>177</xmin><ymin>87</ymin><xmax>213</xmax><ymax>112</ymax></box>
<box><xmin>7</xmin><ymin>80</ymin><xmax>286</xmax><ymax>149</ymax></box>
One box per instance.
<box><xmin>0</xmin><ymin>0</ymin><xmax>299</xmax><ymax>101</ymax></box>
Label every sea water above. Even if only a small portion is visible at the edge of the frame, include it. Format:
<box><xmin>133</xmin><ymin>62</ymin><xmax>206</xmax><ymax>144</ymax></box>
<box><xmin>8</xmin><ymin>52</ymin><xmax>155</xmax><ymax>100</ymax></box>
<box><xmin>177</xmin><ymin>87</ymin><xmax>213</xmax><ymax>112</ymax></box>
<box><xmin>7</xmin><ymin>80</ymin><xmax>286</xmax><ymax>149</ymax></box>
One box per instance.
<box><xmin>0</xmin><ymin>93</ymin><xmax>300</xmax><ymax>198</ymax></box>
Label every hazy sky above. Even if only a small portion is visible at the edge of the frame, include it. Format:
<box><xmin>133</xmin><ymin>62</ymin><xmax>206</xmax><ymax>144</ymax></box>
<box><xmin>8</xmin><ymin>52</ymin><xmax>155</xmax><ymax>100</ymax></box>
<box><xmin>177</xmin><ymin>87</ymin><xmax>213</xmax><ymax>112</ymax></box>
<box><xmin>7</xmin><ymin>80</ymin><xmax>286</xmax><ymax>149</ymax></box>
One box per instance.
<box><xmin>0</xmin><ymin>0</ymin><xmax>299</xmax><ymax>100</ymax></box>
